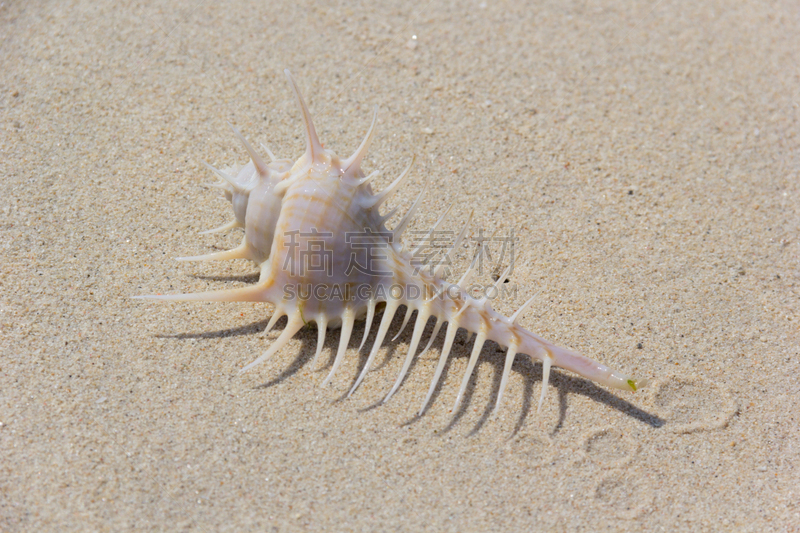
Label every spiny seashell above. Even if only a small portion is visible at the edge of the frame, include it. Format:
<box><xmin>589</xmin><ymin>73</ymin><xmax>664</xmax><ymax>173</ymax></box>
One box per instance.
<box><xmin>138</xmin><ymin>70</ymin><xmax>648</xmax><ymax>415</ymax></box>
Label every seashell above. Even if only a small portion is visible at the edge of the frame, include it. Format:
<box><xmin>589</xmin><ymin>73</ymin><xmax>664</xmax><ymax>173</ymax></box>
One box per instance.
<box><xmin>137</xmin><ymin>70</ymin><xmax>648</xmax><ymax>415</ymax></box>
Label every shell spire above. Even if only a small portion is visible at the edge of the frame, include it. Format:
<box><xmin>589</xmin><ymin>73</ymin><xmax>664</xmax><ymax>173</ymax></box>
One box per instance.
<box><xmin>137</xmin><ymin>71</ymin><xmax>650</xmax><ymax>421</ymax></box>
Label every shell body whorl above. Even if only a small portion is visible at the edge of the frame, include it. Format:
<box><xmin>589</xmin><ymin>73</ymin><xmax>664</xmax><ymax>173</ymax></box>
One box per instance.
<box><xmin>240</xmin><ymin>161</ymin><xmax>289</xmax><ymax>263</ymax></box>
<box><xmin>140</xmin><ymin>70</ymin><xmax>649</xmax><ymax>415</ymax></box>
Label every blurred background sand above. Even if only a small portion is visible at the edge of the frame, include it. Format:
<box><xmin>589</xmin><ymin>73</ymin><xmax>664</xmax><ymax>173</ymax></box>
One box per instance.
<box><xmin>1</xmin><ymin>0</ymin><xmax>798</xmax><ymax>530</ymax></box>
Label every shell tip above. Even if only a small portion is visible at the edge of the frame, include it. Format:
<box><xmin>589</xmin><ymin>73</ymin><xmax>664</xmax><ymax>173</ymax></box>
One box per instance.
<box><xmin>629</xmin><ymin>377</ymin><xmax>648</xmax><ymax>391</ymax></box>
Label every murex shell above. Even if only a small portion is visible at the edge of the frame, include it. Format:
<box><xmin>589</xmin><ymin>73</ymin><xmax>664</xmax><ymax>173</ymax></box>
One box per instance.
<box><xmin>139</xmin><ymin>70</ymin><xmax>648</xmax><ymax>416</ymax></box>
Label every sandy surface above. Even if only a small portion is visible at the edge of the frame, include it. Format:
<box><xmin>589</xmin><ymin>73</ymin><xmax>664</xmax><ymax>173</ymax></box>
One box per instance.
<box><xmin>2</xmin><ymin>0</ymin><xmax>799</xmax><ymax>530</ymax></box>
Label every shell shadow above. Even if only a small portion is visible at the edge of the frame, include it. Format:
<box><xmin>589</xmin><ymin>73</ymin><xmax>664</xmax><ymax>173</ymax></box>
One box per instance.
<box><xmin>157</xmin><ymin>306</ymin><xmax>664</xmax><ymax>433</ymax></box>
<box><xmin>254</xmin><ymin>325</ymin><xmax>316</xmax><ymax>390</ymax></box>
<box><xmin>191</xmin><ymin>272</ymin><xmax>260</xmax><ymax>284</ymax></box>
<box><xmin>430</xmin><ymin>343</ymin><xmax>664</xmax><ymax>437</ymax></box>
<box><xmin>155</xmin><ymin>318</ymin><xmax>271</xmax><ymax>340</ymax></box>
<box><xmin>351</xmin><ymin>308</ymin><xmax>439</xmax><ymax>411</ymax></box>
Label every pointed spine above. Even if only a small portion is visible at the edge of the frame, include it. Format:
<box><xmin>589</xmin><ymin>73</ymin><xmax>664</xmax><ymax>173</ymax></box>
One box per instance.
<box><xmin>357</xmin><ymin>170</ymin><xmax>380</xmax><ymax>187</ymax></box>
<box><xmin>384</xmin><ymin>306</ymin><xmax>431</xmax><ymax>403</ymax></box>
<box><xmin>421</xmin><ymin>317</ymin><xmax>443</xmax><ymax>354</ymax></box>
<box><xmin>484</xmin><ymin>259</ymin><xmax>514</xmax><ymax>301</ymax></box>
<box><xmin>229</xmin><ymin>124</ymin><xmax>270</xmax><ymax>177</ymax></box>
<box><xmin>493</xmin><ymin>342</ymin><xmax>519</xmax><ymax>416</ymax></box>
<box><xmin>343</xmin><ymin>106</ymin><xmax>378</xmax><ymax>173</ymax></box>
<box><xmin>378</xmin><ymin>206</ymin><xmax>400</xmax><ymax>226</ymax></box>
<box><xmin>419</xmin><ymin>320</ymin><xmax>460</xmax><ymax>415</ymax></box>
<box><xmin>365</xmin><ymin>157</ymin><xmax>415</xmax><ymax>210</ymax></box>
<box><xmin>392</xmin><ymin>306</ymin><xmax>414</xmax><ymax>341</ymax></box>
<box><xmin>240</xmin><ymin>312</ymin><xmax>305</xmax><ymax>372</ymax></box>
<box><xmin>349</xmin><ymin>299</ymin><xmax>400</xmax><ymax>396</ymax></box>
<box><xmin>199</xmin><ymin>219</ymin><xmax>242</xmax><ymax>235</ymax></box>
<box><xmin>176</xmin><ymin>241</ymin><xmax>253</xmax><ymax>262</ymax></box>
<box><xmin>411</xmin><ymin>203</ymin><xmax>453</xmax><ymax>258</ymax></box>
<box><xmin>323</xmin><ymin>309</ymin><xmax>356</xmax><ymax>385</ymax></box>
<box><xmin>133</xmin><ymin>282</ymin><xmax>269</xmax><ymax>303</ymax></box>
<box><xmin>434</xmin><ymin>210</ymin><xmax>473</xmax><ymax>278</ymax></box>
<box><xmin>202</xmin><ymin>161</ymin><xmax>244</xmax><ymax>192</ymax></box>
<box><xmin>452</xmin><ymin>326</ymin><xmax>487</xmax><ymax>412</ymax></box>
<box><xmin>263</xmin><ymin>309</ymin><xmax>284</xmax><ymax>336</ymax></box>
<box><xmin>358</xmin><ymin>299</ymin><xmax>377</xmax><ymax>351</ymax></box>
<box><xmin>259</xmin><ymin>143</ymin><xmax>277</xmax><ymax>162</ymax></box>
<box><xmin>312</xmin><ymin>314</ymin><xmax>328</xmax><ymax>369</ymax></box>
<box><xmin>510</xmin><ymin>293</ymin><xmax>539</xmax><ymax>323</ymax></box>
<box><xmin>284</xmin><ymin>69</ymin><xmax>324</xmax><ymax>163</ymax></box>
<box><xmin>392</xmin><ymin>182</ymin><xmax>427</xmax><ymax>242</ymax></box>
<box><xmin>456</xmin><ymin>247</ymin><xmax>483</xmax><ymax>288</ymax></box>
<box><xmin>537</xmin><ymin>356</ymin><xmax>552</xmax><ymax>413</ymax></box>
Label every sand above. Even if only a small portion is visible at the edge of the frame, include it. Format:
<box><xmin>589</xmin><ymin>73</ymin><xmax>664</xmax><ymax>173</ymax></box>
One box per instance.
<box><xmin>1</xmin><ymin>0</ymin><xmax>798</xmax><ymax>530</ymax></box>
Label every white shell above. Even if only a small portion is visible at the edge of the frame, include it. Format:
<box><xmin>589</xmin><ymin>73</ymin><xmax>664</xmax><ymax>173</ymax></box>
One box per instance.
<box><xmin>138</xmin><ymin>70</ymin><xmax>648</xmax><ymax>416</ymax></box>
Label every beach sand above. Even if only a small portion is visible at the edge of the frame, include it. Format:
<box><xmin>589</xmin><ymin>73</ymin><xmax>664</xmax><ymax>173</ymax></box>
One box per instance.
<box><xmin>1</xmin><ymin>0</ymin><xmax>798</xmax><ymax>530</ymax></box>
